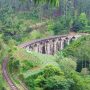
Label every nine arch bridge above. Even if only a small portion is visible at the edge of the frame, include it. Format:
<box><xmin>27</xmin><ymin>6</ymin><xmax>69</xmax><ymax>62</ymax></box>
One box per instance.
<box><xmin>2</xmin><ymin>33</ymin><xmax>88</xmax><ymax>90</ymax></box>
<box><xmin>19</xmin><ymin>34</ymin><xmax>82</xmax><ymax>55</ymax></box>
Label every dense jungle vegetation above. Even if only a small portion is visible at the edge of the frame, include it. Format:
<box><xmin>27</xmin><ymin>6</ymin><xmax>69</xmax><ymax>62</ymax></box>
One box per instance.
<box><xmin>0</xmin><ymin>0</ymin><xmax>90</xmax><ymax>90</ymax></box>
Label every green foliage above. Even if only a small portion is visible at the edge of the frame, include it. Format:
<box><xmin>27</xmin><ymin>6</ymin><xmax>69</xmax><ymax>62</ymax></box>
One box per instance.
<box><xmin>81</xmin><ymin>68</ymin><xmax>89</xmax><ymax>75</ymax></box>
<box><xmin>24</xmin><ymin>65</ymin><xmax>64</xmax><ymax>89</ymax></box>
<box><xmin>69</xmin><ymin>72</ymin><xmax>90</xmax><ymax>90</ymax></box>
<box><xmin>24</xmin><ymin>65</ymin><xmax>75</xmax><ymax>90</ymax></box>
<box><xmin>0</xmin><ymin>35</ymin><xmax>8</xmax><ymax>63</ymax></box>
<box><xmin>21</xmin><ymin>60</ymin><xmax>34</xmax><ymax>72</ymax></box>
<box><xmin>8</xmin><ymin>58</ymin><xmax>20</xmax><ymax>74</ymax></box>
<box><xmin>63</xmin><ymin>36</ymin><xmax>90</xmax><ymax>72</ymax></box>
<box><xmin>56</xmin><ymin>58</ymin><xmax>77</xmax><ymax>74</ymax></box>
<box><xmin>0</xmin><ymin>1</ymin><xmax>90</xmax><ymax>90</ymax></box>
<box><xmin>35</xmin><ymin>75</ymin><xmax>45</xmax><ymax>88</ymax></box>
<box><xmin>25</xmin><ymin>76</ymin><xmax>36</xmax><ymax>90</ymax></box>
<box><xmin>0</xmin><ymin>6</ymin><xmax>44</xmax><ymax>42</ymax></box>
<box><xmin>78</xmin><ymin>26</ymin><xmax>90</xmax><ymax>33</ymax></box>
<box><xmin>30</xmin><ymin>30</ymin><xmax>42</xmax><ymax>39</ymax></box>
<box><xmin>33</xmin><ymin>0</ymin><xmax>60</xmax><ymax>6</ymax></box>
<box><xmin>43</xmin><ymin>65</ymin><xmax>64</xmax><ymax>77</ymax></box>
<box><xmin>72</xmin><ymin>13</ymin><xmax>88</xmax><ymax>32</ymax></box>
<box><xmin>34</xmin><ymin>65</ymin><xmax>75</xmax><ymax>90</ymax></box>
<box><xmin>72</xmin><ymin>19</ymin><xmax>83</xmax><ymax>32</ymax></box>
<box><xmin>0</xmin><ymin>7</ymin><xmax>25</xmax><ymax>42</ymax></box>
<box><xmin>0</xmin><ymin>75</ymin><xmax>7</xmax><ymax>90</ymax></box>
<box><xmin>79</xmin><ymin>13</ymin><xmax>88</xmax><ymax>27</ymax></box>
<box><xmin>44</xmin><ymin>75</ymin><xmax>74</xmax><ymax>90</ymax></box>
<box><xmin>16</xmin><ymin>11</ymin><xmax>39</xmax><ymax>21</ymax></box>
<box><xmin>47</xmin><ymin>16</ymin><xmax>69</xmax><ymax>35</ymax></box>
<box><xmin>46</xmin><ymin>21</ymin><xmax>54</xmax><ymax>35</ymax></box>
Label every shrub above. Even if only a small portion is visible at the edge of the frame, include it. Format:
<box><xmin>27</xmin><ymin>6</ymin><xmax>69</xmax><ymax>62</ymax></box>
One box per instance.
<box><xmin>43</xmin><ymin>65</ymin><xmax>64</xmax><ymax>78</ymax></box>
<box><xmin>63</xmin><ymin>36</ymin><xmax>90</xmax><ymax>72</ymax></box>
<box><xmin>72</xmin><ymin>20</ymin><xmax>83</xmax><ymax>32</ymax></box>
<box><xmin>8</xmin><ymin>59</ymin><xmax>20</xmax><ymax>74</ymax></box>
<box><xmin>35</xmin><ymin>75</ymin><xmax>45</xmax><ymax>87</ymax></box>
<box><xmin>72</xmin><ymin>13</ymin><xmax>88</xmax><ymax>32</ymax></box>
<box><xmin>21</xmin><ymin>60</ymin><xmax>34</xmax><ymax>72</ymax></box>
<box><xmin>79</xmin><ymin>13</ymin><xmax>88</xmax><ymax>27</ymax></box>
<box><xmin>58</xmin><ymin>58</ymin><xmax>77</xmax><ymax>73</ymax></box>
<box><xmin>44</xmin><ymin>75</ymin><xmax>74</xmax><ymax>90</ymax></box>
<box><xmin>70</xmin><ymin>71</ymin><xmax>90</xmax><ymax>90</ymax></box>
<box><xmin>30</xmin><ymin>30</ymin><xmax>42</xmax><ymax>39</ymax></box>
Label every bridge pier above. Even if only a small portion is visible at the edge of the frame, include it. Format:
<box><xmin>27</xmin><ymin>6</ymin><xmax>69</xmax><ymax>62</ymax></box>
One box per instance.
<box><xmin>45</xmin><ymin>40</ymin><xmax>51</xmax><ymax>54</ymax></box>
<box><xmin>21</xmin><ymin>34</ymin><xmax>82</xmax><ymax>55</ymax></box>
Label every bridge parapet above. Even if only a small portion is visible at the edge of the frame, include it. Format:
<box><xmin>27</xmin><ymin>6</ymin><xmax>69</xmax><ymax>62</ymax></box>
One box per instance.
<box><xmin>19</xmin><ymin>34</ymin><xmax>81</xmax><ymax>55</ymax></box>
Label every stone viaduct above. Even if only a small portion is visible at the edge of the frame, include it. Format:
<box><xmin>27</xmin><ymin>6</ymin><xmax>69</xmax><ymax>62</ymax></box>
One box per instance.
<box><xmin>2</xmin><ymin>33</ymin><xmax>88</xmax><ymax>90</ymax></box>
<box><xmin>19</xmin><ymin>34</ymin><xmax>82</xmax><ymax>55</ymax></box>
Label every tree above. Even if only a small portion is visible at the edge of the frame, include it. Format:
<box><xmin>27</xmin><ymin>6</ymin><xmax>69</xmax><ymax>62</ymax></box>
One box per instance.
<box><xmin>70</xmin><ymin>71</ymin><xmax>90</xmax><ymax>90</ymax></box>
<box><xmin>43</xmin><ymin>65</ymin><xmax>64</xmax><ymax>78</ymax></box>
<box><xmin>44</xmin><ymin>75</ymin><xmax>74</xmax><ymax>90</ymax></box>
<box><xmin>79</xmin><ymin>13</ymin><xmax>88</xmax><ymax>27</ymax></box>
<box><xmin>63</xmin><ymin>36</ymin><xmax>90</xmax><ymax>72</ymax></box>
<box><xmin>71</xmin><ymin>13</ymin><xmax>88</xmax><ymax>32</ymax></box>
<box><xmin>33</xmin><ymin>0</ymin><xmax>60</xmax><ymax>6</ymax></box>
<box><xmin>34</xmin><ymin>65</ymin><xmax>74</xmax><ymax>90</ymax></box>
<box><xmin>57</xmin><ymin>58</ymin><xmax>77</xmax><ymax>73</ymax></box>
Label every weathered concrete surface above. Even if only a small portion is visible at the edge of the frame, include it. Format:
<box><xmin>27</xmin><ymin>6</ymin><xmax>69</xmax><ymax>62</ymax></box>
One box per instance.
<box><xmin>19</xmin><ymin>34</ymin><xmax>82</xmax><ymax>55</ymax></box>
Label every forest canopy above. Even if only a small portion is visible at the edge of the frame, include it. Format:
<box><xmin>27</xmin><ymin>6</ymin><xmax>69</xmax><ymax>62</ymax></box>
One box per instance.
<box><xmin>0</xmin><ymin>0</ymin><xmax>90</xmax><ymax>90</ymax></box>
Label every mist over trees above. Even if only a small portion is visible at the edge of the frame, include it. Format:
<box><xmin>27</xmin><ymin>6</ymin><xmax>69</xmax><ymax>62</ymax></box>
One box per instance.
<box><xmin>0</xmin><ymin>0</ymin><xmax>90</xmax><ymax>17</ymax></box>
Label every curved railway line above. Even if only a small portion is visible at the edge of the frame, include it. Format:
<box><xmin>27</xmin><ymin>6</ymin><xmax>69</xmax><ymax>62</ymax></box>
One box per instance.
<box><xmin>2</xmin><ymin>33</ymin><xmax>89</xmax><ymax>90</ymax></box>
<box><xmin>2</xmin><ymin>57</ymin><xmax>18</xmax><ymax>90</ymax></box>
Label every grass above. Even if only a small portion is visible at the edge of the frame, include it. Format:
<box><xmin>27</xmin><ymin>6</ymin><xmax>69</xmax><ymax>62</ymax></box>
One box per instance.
<box><xmin>0</xmin><ymin>44</ymin><xmax>10</xmax><ymax>90</ymax></box>
<box><xmin>13</xmin><ymin>47</ymin><xmax>58</xmax><ymax>66</ymax></box>
<box><xmin>13</xmin><ymin>47</ymin><xmax>59</xmax><ymax>78</ymax></box>
<box><xmin>0</xmin><ymin>65</ymin><xmax>10</xmax><ymax>90</ymax></box>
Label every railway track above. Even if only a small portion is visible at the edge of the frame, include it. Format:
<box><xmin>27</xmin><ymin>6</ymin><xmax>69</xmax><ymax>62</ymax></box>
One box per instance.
<box><xmin>2</xmin><ymin>33</ymin><xmax>89</xmax><ymax>90</ymax></box>
<box><xmin>2</xmin><ymin>57</ymin><xmax>18</xmax><ymax>90</ymax></box>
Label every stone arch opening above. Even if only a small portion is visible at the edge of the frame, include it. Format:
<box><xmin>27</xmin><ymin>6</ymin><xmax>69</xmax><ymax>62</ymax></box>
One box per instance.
<box><xmin>70</xmin><ymin>36</ymin><xmax>75</xmax><ymax>43</ymax></box>
<box><xmin>56</xmin><ymin>42</ymin><xmax>60</xmax><ymax>51</ymax></box>
<box><xmin>42</xmin><ymin>45</ymin><xmax>46</xmax><ymax>54</ymax></box>
<box><xmin>64</xmin><ymin>40</ymin><xmax>68</xmax><ymax>48</ymax></box>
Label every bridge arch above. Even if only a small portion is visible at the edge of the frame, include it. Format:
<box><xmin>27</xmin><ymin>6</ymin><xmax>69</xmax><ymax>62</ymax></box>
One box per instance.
<box><xmin>19</xmin><ymin>34</ymin><xmax>81</xmax><ymax>55</ymax></box>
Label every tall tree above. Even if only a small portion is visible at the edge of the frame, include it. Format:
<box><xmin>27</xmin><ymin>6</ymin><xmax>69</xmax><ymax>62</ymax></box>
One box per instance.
<box><xmin>32</xmin><ymin>0</ymin><xmax>60</xmax><ymax>6</ymax></box>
